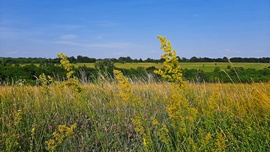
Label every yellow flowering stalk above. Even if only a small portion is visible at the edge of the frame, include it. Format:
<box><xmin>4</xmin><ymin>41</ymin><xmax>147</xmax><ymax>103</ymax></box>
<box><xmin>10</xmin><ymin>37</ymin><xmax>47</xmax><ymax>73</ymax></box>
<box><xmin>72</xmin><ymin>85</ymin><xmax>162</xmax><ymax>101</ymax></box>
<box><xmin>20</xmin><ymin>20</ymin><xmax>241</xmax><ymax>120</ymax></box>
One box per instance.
<box><xmin>156</xmin><ymin>35</ymin><xmax>197</xmax><ymax>121</ymax></box>
<box><xmin>114</xmin><ymin>70</ymin><xmax>132</xmax><ymax>102</ymax></box>
<box><xmin>60</xmin><ymin>77</ymin><xmax>82</xmax><ymax>93</ymax></box>
<box><xmin>114</xmin><ymin>70</ymin><xmax>154</xmax><ymax>150</ymax></box>
<box><xmin>13</xmin><ymin>110</ymin><xmax>22</xmax><ymax>126</ymax></box>
<box><xmin>187</xmin><ymin>137</ymin><xmax>198</xmax><ymax>151</ymax></box>
<box><xmin>57</xmin><ymin>52</ymin><xmax>74</xmax><ymax>79</ymax></box>
<box><xmin>167</xmin><ymin>85</ymin><xmax>198</xmax><ymax>133</ymax></box>
<box><xmin>142</xmin><ymin>128</ymin><xmax>153</xmax><ymax>151</ymax></box>
<box><xmin>154</xmin><ymin>35</ymin><xmax>184</xmax><ymax>86</ymax></box>
<box><xmin>151</xmin><ymin>116</ymin><xmax>172</xmax><ymax>151</ymax></box>
<box><xmin>205</xmin><ymin>132</ymin><xmax>212</xmax><ymax>146</ymax></box>
<box><xmin>214</xmin><ymin>132</ymin><xmax>226</xmax><ymax>151</ymax></box>
<box><xmin>131</xmin><ymin>116</ymin><xmax>153</xmax><ymax>151</ymax></box>
<box><xmin>199</xmin><ymin>131</ymin><xmax>212</xmax><ymax>151</ymax></box>
<box><xmin>37</xmin><ymin>53</ymin><xmax>82</xmax><ymax>93</ymax></box>
<box><xmin>203</xmin><ymin>87</ymin><xmax>220</xmax><ymax>117</ymax></box>
<box><xmin>45</xmin><ymin>123</ymin><xmax>77</xmax><ymax>151</ymax></box>
<box><xmin>38</xmin><ymin>73</ymin><xmax>54</xmax><ymax>86</ymax></box>
<box><xmin>155</xmin><ymin>35</ymin><xmax>198</xmax><ymax>150</ymax></box>
<box><xmin>113</xmin><ymin>70</ymin><xmax>141</xmax><ymax>106</ymax></box>
<box><xmin>57</xmin><ymin>53</ymin><xmax>82</xmax><ymax>93</ymax></box>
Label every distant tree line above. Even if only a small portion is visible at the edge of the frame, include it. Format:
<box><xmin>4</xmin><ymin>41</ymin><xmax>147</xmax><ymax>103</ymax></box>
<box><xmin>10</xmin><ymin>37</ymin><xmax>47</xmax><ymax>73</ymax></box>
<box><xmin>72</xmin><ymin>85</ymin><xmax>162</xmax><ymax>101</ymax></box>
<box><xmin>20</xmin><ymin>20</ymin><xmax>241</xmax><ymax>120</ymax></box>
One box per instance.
<box><xmin>1</xmin><ymin>55</ymin><xmax>269</xmax><ymax>85</ymax></box>
<box><xmin>187</xmin><ymin>56</ymin><xmax>270</xmax><ymax>63</ymax></box>
<box><xmin>0</xmin><ymin>62</ymin><xmax>270</xmax><ymax>85</ymax></box>
<box><xmin>0</xmin><ymin>56</ymin><xmax>269</xmax><ymax>65</ymax></box>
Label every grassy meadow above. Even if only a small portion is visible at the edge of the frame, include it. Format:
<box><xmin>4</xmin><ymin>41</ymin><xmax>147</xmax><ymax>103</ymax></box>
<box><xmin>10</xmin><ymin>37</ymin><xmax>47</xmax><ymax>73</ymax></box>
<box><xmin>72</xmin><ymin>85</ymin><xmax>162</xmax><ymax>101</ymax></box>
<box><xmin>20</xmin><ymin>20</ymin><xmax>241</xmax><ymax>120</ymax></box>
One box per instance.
<box><xmin>1</xmin><ymin>36</ymin><xmax>270</xmax><ymax>151</ymax></box>
<box><xmin>75</xmin><ymin>62</ymin><xmax>270</xmax><ymax>72</ymax></box>
<box><xmin>1</xmin><ymin>81</ymin><xmax>270</xmax><ymax>151</ymax></box>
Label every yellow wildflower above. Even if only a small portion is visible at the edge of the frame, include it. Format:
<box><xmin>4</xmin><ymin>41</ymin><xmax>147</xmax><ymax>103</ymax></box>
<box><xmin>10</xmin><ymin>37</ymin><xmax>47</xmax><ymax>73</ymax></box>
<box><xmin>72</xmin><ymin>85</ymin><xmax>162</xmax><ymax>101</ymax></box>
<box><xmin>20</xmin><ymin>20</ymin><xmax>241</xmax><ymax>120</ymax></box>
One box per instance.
<box><xmin>114</xmin><ymin>70</ymin><xmax>142</xmax><ymax>106</ymax></box>
<box><xmin>205</xmin><ymin>132</ymin><xmax>212</xmax><ymax>145</ymax></box>
<box><xmin>215</xmin><ymin>132</ymin><xmax>226</xmax><ymax>151</ymax></box>
<box><xmin>57</xmin><ymin>52</ymin><xmax>75</xmax><ymax>79</ymax></box>
<box><xmin>45</xmin><ymin>123</ymin><xmax>77</xmax><ymax>151</ymax></box>
<box><xmin>155</xmin><ymin>35</ymin><xmax>184</xmax><ymax>86</ymax></box>
<box><xmin>14</xmin><ymin>110</ymin><xmax>22</xmax><ymax>126</ymax></box>
<box><xmin>31</xmin><ymin>127</ymin><xmax>35</xmax><ymax>133</ymax></box>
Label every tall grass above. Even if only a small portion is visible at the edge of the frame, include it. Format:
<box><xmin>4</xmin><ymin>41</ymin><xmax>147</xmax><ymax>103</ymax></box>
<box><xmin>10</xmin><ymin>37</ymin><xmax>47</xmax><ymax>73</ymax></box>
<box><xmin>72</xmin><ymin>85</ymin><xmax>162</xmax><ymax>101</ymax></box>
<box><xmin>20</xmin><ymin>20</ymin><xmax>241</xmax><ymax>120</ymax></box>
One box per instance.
<box><xmin>1</xmin><ymin>82</ymin><xmax>269</xmax><ymax>151</ymax></box>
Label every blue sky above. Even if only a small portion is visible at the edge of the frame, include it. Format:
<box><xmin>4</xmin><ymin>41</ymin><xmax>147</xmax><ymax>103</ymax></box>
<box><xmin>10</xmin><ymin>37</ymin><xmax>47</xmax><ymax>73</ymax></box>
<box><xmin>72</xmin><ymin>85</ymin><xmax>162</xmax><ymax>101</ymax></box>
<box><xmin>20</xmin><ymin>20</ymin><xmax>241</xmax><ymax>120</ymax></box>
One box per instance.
<box><xmin>0</xmin><ymin>0</ymin><xmax>269</xmax><ymax>59</ymax></box>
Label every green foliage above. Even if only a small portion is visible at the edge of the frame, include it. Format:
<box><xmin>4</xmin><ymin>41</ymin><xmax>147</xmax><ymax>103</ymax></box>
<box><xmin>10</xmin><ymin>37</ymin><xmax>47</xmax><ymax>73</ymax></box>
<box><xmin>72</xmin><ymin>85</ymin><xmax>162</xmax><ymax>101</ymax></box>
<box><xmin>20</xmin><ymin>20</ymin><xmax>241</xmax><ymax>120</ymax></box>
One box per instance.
<box><xmin>214</xmin><ymin>66</ymin><xmax>221</xmax><ymax>72</ymax></box>
<box><xmin>0</xmin><ymin>63</ymin><xmax>269</xmax><ymax>85</ymax></box>
<box><xmin>94</xmin><ymin>59</ymin><xmax>115</xmax><ymax>71</ymax></box>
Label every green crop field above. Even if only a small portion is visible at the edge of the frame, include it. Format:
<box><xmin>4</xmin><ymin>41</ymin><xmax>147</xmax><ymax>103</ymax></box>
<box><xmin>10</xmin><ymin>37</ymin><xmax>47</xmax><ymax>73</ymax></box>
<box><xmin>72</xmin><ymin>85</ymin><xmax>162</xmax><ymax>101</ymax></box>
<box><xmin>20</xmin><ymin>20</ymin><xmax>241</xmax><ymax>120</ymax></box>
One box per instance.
<box><xmin>74</xmin><ymin>62</ymin><xmax>270</xmax><ymax>72</ymax></box>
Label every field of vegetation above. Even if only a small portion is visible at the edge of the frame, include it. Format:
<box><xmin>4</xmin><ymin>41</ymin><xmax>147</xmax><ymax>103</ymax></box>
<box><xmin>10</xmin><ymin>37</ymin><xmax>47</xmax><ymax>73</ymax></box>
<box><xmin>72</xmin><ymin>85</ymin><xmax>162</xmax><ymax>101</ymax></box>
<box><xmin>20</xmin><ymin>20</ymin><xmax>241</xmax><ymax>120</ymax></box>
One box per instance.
<box><xmin>1</xmin><ymin>60</ymin><xmax>270</xmax><ymax>85</ymax></box>
<box><xmin>75</xmin><ymin>62</ymin><xmax>270</xmax><ymax>72</ymax></box>
<box><xmin>1</xmin><ymin>36</ymin><xmax>269</xmax><ymax>151</ymax></box>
